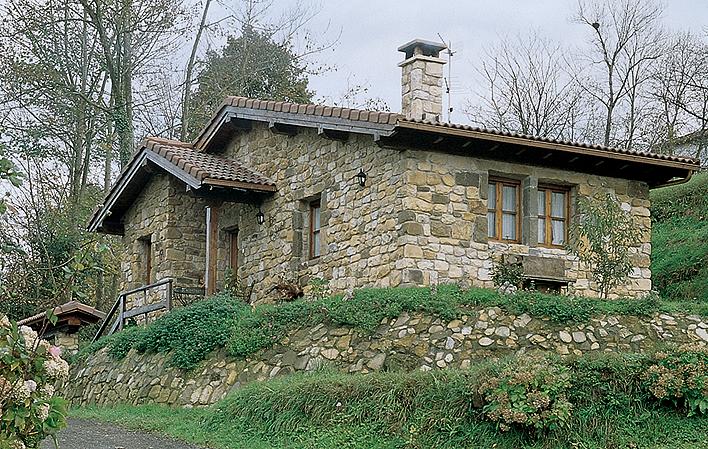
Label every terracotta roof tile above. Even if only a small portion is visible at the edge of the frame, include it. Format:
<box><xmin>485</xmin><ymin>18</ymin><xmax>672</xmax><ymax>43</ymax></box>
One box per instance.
<box><xmin>401</xmin><ymin>118</ymin><xmax>700</xmax><ymax>166</ymax></box>
<box><xmin>145</xmin><ymin>138</ymin><xmax>275</xmax><ymax>189</ymax></box>
<box><xmin>219</xmin><ymin>96</ymin><xmax>699</xmax><ymax>166</ymax></box>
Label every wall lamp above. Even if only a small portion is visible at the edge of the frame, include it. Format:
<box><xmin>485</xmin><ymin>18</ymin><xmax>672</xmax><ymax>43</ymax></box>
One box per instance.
<box><xmin>355</xmin><ymin>169</ymin><xmax>368</xmax><ymax>187</ymax></box>
<box><xmin>256</xmin><ymin>209</ymin><xmax>265</xmax><ymax>225</ymax></box>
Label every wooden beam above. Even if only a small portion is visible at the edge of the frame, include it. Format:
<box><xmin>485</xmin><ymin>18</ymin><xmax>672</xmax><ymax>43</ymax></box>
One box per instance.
<box><xmin>317</xmin><ymin>126</ymin><xmax>349</xmax><ymax>141</ymax></box>
<box><xmin>205</xmin><ymin>203</ymin><xmax>221</xmax><ymax>295</ymax></box>
<box><xmin>397</xmin><ymin>121</ymin><xmax>700</xmax><ymax>170</ymax></box>
<box><xmin>269</xmin><ymin>121</ymin><xmax>298</xmax><ymax>136</ymax></box>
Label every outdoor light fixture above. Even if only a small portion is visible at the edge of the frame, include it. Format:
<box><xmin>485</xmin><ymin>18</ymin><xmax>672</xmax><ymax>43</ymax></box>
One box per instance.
<box><xmin>256</xmin><ymin>209</ymin><xmax>265</xmax><ymax>225</ymax></box>
<box><xmin>355</xmin><ymin>169</ymin><xmax>367</xmax><ymax>187</ymax></box>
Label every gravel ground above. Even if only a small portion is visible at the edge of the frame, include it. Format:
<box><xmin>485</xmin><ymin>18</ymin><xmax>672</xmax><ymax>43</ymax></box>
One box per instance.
<box><xmin>40</xmin><ymin>418</ymin><xmax>208</xmax><ymax>449</ymax></box>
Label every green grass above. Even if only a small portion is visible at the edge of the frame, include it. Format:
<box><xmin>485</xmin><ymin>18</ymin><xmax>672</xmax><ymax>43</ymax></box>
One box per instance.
<box><xmin>71</xmin><ymin>356</ymin><xmax>708</xmax><ymax>449</ymax></box>
<box><xmin>651</xmin><ymin>171</ymin><xmax>708</xmax><ymax>302</ymax></box>
<box><xmin>72</xmin><ymin>285</ymin><xmax>708</xmax><ymax>370</ymax></box>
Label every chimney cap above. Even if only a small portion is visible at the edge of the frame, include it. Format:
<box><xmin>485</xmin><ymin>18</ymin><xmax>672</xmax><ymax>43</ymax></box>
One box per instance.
<box><xmin>398</xmin><ymin>39</ymin><xmax>447</xmax><ymax>59</ymax></box>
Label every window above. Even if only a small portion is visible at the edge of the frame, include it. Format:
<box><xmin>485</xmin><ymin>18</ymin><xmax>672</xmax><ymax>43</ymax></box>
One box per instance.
<box><xmin>139</xmin><ymin>236</ymin><xmax>152</xmax><ymax>284</ymax></box>
<box><xmin>487</xmin><ymin>178</ymin><xmax>520</xmax><ymax>242</ymax></box>
<box><xmin>538</xmin><ymin>186</ymin><xmax>569</xmax><ymax>247</ymax></box>
<box><xmin>228</xmin><ymin>229</ymin><xmax>238</xmax><ymax>271</ymax></box>
<box><xmin>309</xmin><ymin>200</ymin><xmax>321</xmax><ymax>258</ymax></box>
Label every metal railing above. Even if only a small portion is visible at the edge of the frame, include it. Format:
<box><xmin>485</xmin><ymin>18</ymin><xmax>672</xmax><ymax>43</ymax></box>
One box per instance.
<box><xmin>93</xmin><ymin>278</ymin><xmax>205</xmax><ymax>342</ymax></box>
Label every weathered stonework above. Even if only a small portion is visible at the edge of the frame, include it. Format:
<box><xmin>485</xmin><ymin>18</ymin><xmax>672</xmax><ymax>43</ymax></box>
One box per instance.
<box><xmin>394</xmin><ymin>150</ymin><xmax>653</xmax><ymax>298</ymax></box>
<box><xmin>117</xmin><ymin>122</ymin><xmax>653</xmax><ymax>305</ymax></box>
<box><xmin>65</xmin><ymin>309</ymin><xmax>708</xmax><ymax>408</ymax></box>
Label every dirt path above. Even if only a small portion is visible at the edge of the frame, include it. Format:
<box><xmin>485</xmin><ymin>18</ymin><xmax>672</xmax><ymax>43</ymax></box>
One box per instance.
<box><xmin>41</xmin><ymin>418</ymin><xmax>208</xmax><ymax>449</ymax></box>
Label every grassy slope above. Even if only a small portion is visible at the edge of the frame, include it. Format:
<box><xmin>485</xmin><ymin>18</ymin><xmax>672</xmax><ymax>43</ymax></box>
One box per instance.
<box><xmin>72</xmin><ymin>366</ymin><xmax>707</xmax><ymax>449</ymax></box>
<box><xmin>71</xmin><ymin>286</ymin><xmax>708</xmax><ymax>371</ymax></box>
<box><xmin>651</xmin><ymin>172</ymin><xmax>708</xmax><ymax>302</ymax></box>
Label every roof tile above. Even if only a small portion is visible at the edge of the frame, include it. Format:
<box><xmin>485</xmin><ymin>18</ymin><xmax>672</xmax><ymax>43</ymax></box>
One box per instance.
<box><xmin>218</xmin><ymin>95</ymin><xmax>699</xmax><ymax>166</ymax></box>
<box><xmin>145</xmin><ymin>138</ymin><xmax>275</xmax><ymax>189</ymax></box>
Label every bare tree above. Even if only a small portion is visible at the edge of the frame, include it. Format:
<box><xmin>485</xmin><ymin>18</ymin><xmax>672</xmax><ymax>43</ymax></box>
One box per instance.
<box><xmin>180</xmin><ymin>0</ymin><xmax>213</xmax><ymax>141</ymax></box>
<box><xmin>78</xmin><ymin>0</ymin><xmax>188</xmax><ymax>166</ymax></box>
<box><xmin>575</xmin><ymin>0</ymin><xmax>666</xmax><ymax>148</ymax></box>
<box><xmin>464</xmin><ymin>33</ymin><xmax>594</xmax><ymax>142</ymax></box>
<box><xmin>0</xmin><ymin>0</ymin><xmax>109</xmax><ymax>202</ymax></box>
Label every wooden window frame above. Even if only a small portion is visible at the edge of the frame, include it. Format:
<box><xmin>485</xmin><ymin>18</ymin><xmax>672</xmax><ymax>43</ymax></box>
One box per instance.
<box><xmin>228</xmin><ymin>228</ymin><xmax>239</xmax><ymax>271</ymax></box>
<box><xmin>139</xmin><ymin>236</ymin><xmax>152</xmax><ymax>285</ymax></box>
<box><xmin>537</xmin><ymin>185</ymin><xmax>570</xmax><ymax>248</ymax></box>
<box><xmin>309</xmin><ymin>200</ymin><xmax>321</xmax><ymax>259</ymax></box>
<box><xmin>487</xmin><ymin>177</ymin><xmax>521</xmax><ymax>243</ymax></box>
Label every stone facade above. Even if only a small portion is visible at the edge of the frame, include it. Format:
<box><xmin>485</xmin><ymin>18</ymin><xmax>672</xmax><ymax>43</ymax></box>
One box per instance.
<box><xmin>65</xmin><ymin>309</ymin><xmax>708</xmax><ymax>408</ymax></box>
<box><xmin>117</xmin><ymin>122</ymin><xmax>653</xmax><ymax>304</ymax></box>
<box><xmin>395</xmin><ymin>150</ymin><xmax>652</xmax><ymax>298</ymax></box>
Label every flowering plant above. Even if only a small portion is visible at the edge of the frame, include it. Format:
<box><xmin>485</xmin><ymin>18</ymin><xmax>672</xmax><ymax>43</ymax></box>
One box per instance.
<box><xmin>643</xmin><ymin>344</ymin><xmax>708</xmax><ymax>416</ymax></box>
<box><xmin>478</xmin><ymin>355</ymin><xmax>572</xmax><ymax>433</ymax></box>
<box><xmin>0</xmin><ymin>312</ymin><xmax>68</xmax><ymax>449</ymax></box>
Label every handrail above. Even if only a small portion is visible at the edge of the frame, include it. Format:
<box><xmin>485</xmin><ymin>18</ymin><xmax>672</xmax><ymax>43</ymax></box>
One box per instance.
<box><xmin>92</xmin><ymin>294</ymin><xmax>123</xmax><ymax>342</ymax></box>
<box><xmin>92</xmin><ymin>278</ymin><xmax>175</xmax><ymax>343</ymax></box>
<box><xmin>121</xmin><ymin>278</ymin><xmax>173</xmax><ymax>297</ymax></box>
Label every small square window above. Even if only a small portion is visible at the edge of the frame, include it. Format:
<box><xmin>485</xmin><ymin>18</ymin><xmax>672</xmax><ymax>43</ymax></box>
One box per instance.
<box><xmin>309</xmin><ymin>201</ymin><xmax>321</xmax><ymax>258</ymax></box>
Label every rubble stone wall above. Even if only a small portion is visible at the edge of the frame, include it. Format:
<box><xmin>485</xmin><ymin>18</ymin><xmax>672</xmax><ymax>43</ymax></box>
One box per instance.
<box><xmin>65</xmin><ymin>309</ymin><xmax>708</xmax><ymax>408</ymax></box>
<box><xmin>396</xmin><ymin>150</ymin><xmax>652</xmax><ymax>298</ymax></box>
<box><xmin>118</xmin><ymin>125</ymin><xmax>653</xmax><ymax>305</ymax></box>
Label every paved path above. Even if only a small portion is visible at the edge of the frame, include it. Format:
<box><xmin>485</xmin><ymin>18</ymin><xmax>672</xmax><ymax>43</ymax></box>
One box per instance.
<box><xmin>41</xmin><ymin>418</ymin><xmax>208</xmax><ymax>449</ymax></box>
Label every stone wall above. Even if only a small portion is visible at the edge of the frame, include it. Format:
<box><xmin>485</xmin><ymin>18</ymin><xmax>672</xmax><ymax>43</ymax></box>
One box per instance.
<box><xmin>119</xmin><ymin>174</ymin><xmax>206</xmax><ymax>318</ymax></box>
<box><xmin>118</xmin><ymin>123</ymin><xmax>653</xmax><ymax>306</ymax></box>
<box><xmin>219</xmin><ymin>124</ymin><xmax>408</xmax><ymax>301</ymax></box>
<box><xmin>65</xmin><ymin>309</ymin><xmax>708</xmax><ymax>408</ymax></box>
<box><xmin>396</xmin><ymin>150</ymin><xmax>652</xmax><ymax>298</ymax></box>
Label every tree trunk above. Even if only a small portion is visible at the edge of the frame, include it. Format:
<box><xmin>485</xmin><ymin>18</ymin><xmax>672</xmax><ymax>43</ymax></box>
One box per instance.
<box><xmin>181</xmin><ymin>0</ymin><xmax>212</xmax><ymax>141</ymax></box>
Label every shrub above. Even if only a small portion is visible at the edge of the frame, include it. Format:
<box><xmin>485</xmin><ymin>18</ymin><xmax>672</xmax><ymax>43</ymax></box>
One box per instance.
<box><xmin>108</xmin><ymin>326</ymin><xmax>149</xmax><ymax>360</ymax></box>
<box><xmin>566</xmin><ymin>352</ymin><xmax>649</xmax><ymax>412</ymax></box>
<box><xmin>0</xmin><ymin>313</ymin><xmax>68</xmax><ymax>449</ymax></box>
<box><xmin>133</xmin><ymin>296</ymin><xmax>247</xmax><ymax>370</ymax></box>
<box><xmin>491</xmin><ymin>258</ymin><xmax>524</xmax><ymax>292</ymax></box>
<box><xmin>567</xmin><ymin>192</ymin><xmax>642</xmax><ymax>298</ymax></box>
<box><xmin>478</xmin><ymin>355</ymin><xmax>573</xmax><ymax>433</ymax></box>
<box><xmin>643</xmin><ymin>344</ymin><xmax>708</xmax><ymax>416</ymax></box>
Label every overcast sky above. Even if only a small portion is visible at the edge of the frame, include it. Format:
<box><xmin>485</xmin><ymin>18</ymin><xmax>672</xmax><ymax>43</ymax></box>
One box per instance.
<box><xmin>263</xmin><ymin>0</ymin><xmax>708</xmax><ymax>124</ymax></box>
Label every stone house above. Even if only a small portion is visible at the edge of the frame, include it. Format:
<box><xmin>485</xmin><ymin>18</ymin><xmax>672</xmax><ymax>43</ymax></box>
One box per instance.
<box><xmin>89</xmin><ymin>39</ymin><xmax>699</xmax><ymax>307</ymax></box>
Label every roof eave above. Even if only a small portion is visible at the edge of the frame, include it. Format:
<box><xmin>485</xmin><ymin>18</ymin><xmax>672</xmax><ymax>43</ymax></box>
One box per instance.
<box><xmin>396</xmin><ymin>121</ymin><xmax>700</xmax><ymax>172</ymax></box>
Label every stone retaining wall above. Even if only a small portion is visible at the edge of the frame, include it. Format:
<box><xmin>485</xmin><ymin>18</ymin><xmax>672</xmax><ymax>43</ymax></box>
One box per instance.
<box><xmin>65</xmin><ymin>309</ymin><xmax>708</xmax><ymax>408</ymax></box>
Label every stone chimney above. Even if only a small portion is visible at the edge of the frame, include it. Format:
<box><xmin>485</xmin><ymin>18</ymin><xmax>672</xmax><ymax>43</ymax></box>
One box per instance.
<box><xmin>398</xmin><ymin>39</ymin><xmax>447</xmax><ymax>122</ymax></box>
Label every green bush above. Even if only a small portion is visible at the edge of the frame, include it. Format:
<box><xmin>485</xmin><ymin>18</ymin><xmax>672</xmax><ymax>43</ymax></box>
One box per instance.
<box><xmin>108</xmin><ymin>326</ymin><xmax>149</xmax><ymax>359</ymax></box>
<box><xmin>72</xmin><ymin>296</ymin><xmax>246</xmax><ymax>370</ymax></box>
<box><xmin>478</xmin><ymin>355</ymin><xmax>573</xmax><ymax>433</ymax></box>
<box><xmin>566</xmin><ymin>352</ymin><xmax>648</xmax><ymax>412</ymax></box>
<box><xmin>132</xmin><ymin>296</ymin><xmax>246</xmax><ymax>369</ymax></box>
<box><xmin>643</xmin><ymin>344</ymin><xmax>708</xmax><ymax>416</ymax></box>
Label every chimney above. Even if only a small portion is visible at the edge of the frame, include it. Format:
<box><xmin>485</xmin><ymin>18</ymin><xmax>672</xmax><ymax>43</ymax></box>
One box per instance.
<box><xmin>398</xmin><ymin>39</ymin><xmax>447</xmax><ymax>122</ymax></box>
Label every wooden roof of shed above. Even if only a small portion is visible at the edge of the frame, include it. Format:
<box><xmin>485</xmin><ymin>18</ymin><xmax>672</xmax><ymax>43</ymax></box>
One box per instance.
<box><xmin>18</xmin><ymin>301</ymin><xmax>106</xmax><ymax>328</ymax></box>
